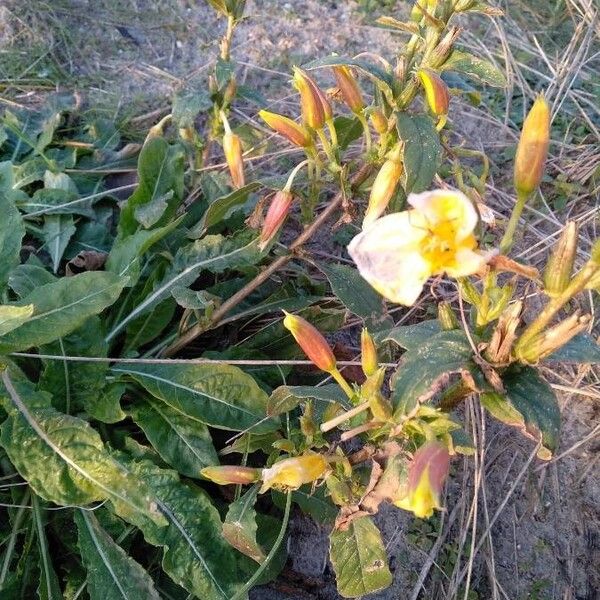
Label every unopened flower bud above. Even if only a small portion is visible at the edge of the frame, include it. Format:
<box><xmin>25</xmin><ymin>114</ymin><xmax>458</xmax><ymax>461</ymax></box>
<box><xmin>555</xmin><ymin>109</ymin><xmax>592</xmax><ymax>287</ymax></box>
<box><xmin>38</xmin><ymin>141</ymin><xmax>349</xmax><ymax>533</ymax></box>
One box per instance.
<box><xmin>361</xmin><ymin>328</ymin><xmax>379</xmax><ymax>377</ymax></box>
<box><xmin>260</xmin><ymin>453</ymin><xmax>329</xmax><ymax>493</ymax></box>
<box><xmin>418</xmin><ymin>69</ymin><xmax>450</xmax><ymax>120</ymax></box>
<box><xmin>370</xmin><ymin>109</ymin><xmax>388</xmax><ymax>135</ymax></box>
<box><xmin>394</xmin><ymin>441</ymin><xmax>450</xmax><ymax>519</ymax></box>
<box><xmin>282</xmin><ymin>311</ymin><xmax>337</xmax><ymax>372</ymax></box>
<box><xmin>363</xmin><ymin>144</ymin><xmax>403</xmax><ymax>228</ymax></box>
<box><xmin>514</xmin><ymin>95</ymin><xmax>550</xmax><ymax>196</ymax></box>
<box><xmin>223</xmin><ymin>131</ymin><xmax>245</xmax><ymax>188</ymax></box>
<box><xmin>259</xmin><ymin>190</ymin><xmax>294</xmax><ymax>250</ymax></box>
<box><xmin>437</xmin><ymin>301</ymin><xmax>459</xmax><ymax>330</ymax></box>
<box><xmin>201</xmin><ymin>465</ymin><xmax>261</xmax><ymax>485</ymax></box>
<box><xmin>332</xmin><ymin>66</ymin><xmax>364</xmax><ymax>113</ymax></box>
<box><xmin>544</xmin><ymin>221</ymin><xmax>577</xmax><ymax>297</ymax></box>
<box><xmin>293</xmin><ymin>67</ymin><xmax>331</xmax><ymax>130</ymax></box>
<box><xmin>259</xmin><ymin>110</ymin><xmax>312</xmax><ymax>147</ymax></box>
<box><xmin>223</xmin><ymin>78</ymin><xmax>237</xmax><ymax>106</ymax></box>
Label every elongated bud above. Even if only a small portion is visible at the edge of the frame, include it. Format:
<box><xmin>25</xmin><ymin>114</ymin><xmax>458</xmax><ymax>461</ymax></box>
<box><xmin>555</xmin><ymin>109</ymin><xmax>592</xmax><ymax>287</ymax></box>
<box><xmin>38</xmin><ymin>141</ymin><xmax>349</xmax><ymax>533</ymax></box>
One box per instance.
<box><xmin>332</xmin><ymin>66</ymin><xmax>364</xmax><ymax>113</ymax></box>
<box><xmin>516</xmin><ymin>312</ymin><xmax>591</xmax><ymax>364</ymax></box>
<box><xmin>293</xmin><ymin>67</ymin><xmax>331</xmax><ymax>129</ymax></box>
<box><xmin>260</xmin><ymin>453</ymin><xmax>329</xmax><ymax>493</ymax></box>
<box><xmin>259</xmin><ymin>110</ymin><xmax>312</xmax><ymax>147</ymax></box>
<box><xmin>201</xmin><ymin>465</ymin><xmax>261</xmax><ymax>485</ymax></box>
<box><xmin>362</xmin><ymin>367</ymin><xmax>392</xmax><ymax>422</ymax></box>
<box><xmin>361</xmin><ymin>328</ymin><xmax>378</xmax><ymax>377</ymax></box>
<box><xmin>394</xmin><ymin>441</ymin><xmax>450</xmax><ymax>519</ymax></box>
<box><xmin>223</xmin><ymin>78</ymin><xmax>237</xmax><ymax>106</ymax></box>
<box><xmin>363</xmin><ymin>144</ymin><xmax>403</xmax><ymax>228</ymax></box>
<box><xmin>514</xmin><ymin>95</ymin><xmax>550</xmax><ymax>196</ymax></box>
<box><xmin>370</xmin><ymin>109</ymin><xmax>388</xmax><ymax>135</ymax></box>
<box><xmin>223</xmin><ymin>130</ymin><xmax>245</xmax><ymax>189</ymax></box>
<box><xmin>282</xmin><ymin>311</ymin><xmax>337</xmax><ymax>372</ymax></box>
<box><xmin>544</xmin><ymin>221</ymin><xmax>578</xmax><ymax>297</ymax></box>
<box><xmin>259</xmin><ymin>190</ymin><xmax>294</xmax><ymax>250</ymax></box>
<box><xmin>418</xmin><ymin>69</ymin><xmax>450</xmax><ymax>118</ymax></box>
<box><xmin>438</xmin><ymin>302</ymin><xmax>459</xmax><ymax>330</ymax></box>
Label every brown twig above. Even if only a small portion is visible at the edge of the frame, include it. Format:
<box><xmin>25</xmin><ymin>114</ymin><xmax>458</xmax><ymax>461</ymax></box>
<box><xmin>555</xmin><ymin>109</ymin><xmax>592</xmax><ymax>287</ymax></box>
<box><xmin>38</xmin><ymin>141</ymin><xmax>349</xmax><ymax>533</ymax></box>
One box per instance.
<box><xmin>163</xmin><ymin>163</ymin><xmax>374</xmax><ymax>357</ymax></box>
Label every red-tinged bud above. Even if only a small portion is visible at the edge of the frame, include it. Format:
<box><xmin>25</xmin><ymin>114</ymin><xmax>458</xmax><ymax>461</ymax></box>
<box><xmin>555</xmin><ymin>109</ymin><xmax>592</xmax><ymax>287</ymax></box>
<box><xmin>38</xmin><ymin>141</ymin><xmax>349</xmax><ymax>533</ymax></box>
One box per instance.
<box><xmin>201</xmin><ymin>465</ymin><xmax>261</xmax><ymax>485</ymax></box>
<box><xmin>259</xmin><ymin>453</ymin><xmax>329</xmax><ymax>493</ymax></box>
<box><xmin>514</xmin><ymin>95</ymin><xmax>550</xmax><ymax>196</ymax></box>
<box><xmin>363</xmin><ymin>144</ymin><xmax>404</xmax><ymax>228</ymax></box>
<box><xmin>544</xmin><ymin>221</ymin><xmax>577</xmax><ymax>297</ymax></box>
<box><xmin>293</xmin><ymin>67</ymin><xmax>331</xmax><ymax>129</ymax></box>
<box><xmin>259</xmin><ymin>190</ymin><xmax>294</xmax><ymax>250</ymax></box>
<box><xmin>282</xmin><ymin>311</ymin><xmax>337</xmax><ymax>373</ymax></box>
<box><xmin>361</xmin><ymin>328</ymin><xmax>378</xmax><ymax>377</ymax></box>
<box><xmin>418</xmin><ymin>68</ymin><xmax>450</xmax><ymax>117</ymax></box>
<box><xmin>259</xmin><ymin>110</ymin><xmax>312</xmax><ymax>147</ymax></box>
<box><xmin>370</xmin><ymin>109</ymin><xmax>388</xmax><ymax>135</ymax></box>
<box><xmin>223</xmin><ymin>131</ymin><xmax>245</xmax><ymax>188</ymax></box>
<box><xmin>395</xmin><ymin>441</ymin><xmax>450</xmax><ymax>519</ymax></box>
<box><xmin>332</xmin><ymin>66</ymin><xmax>364</xmax><ymax>113</ymax></box>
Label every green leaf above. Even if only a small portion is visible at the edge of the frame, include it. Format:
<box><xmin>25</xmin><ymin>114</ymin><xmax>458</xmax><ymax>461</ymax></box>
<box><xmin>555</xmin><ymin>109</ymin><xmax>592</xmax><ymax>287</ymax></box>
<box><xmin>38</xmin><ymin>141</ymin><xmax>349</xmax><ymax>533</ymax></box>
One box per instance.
<box><xmin>0</xmin><ymin>272</ymin><xmax>126</xmax><ymax>353</ymax></box>
<box><xmin>129</xmin><ymin>397</ymin><xmax>218</xmax><ymax>478</ymax></box>
<box><xmin>223</xmin><ymin>485</ymin><xmax>265</xmax><ymax>563</ymax></box>
<box><xmin>74</xmin><ymin>510</ymin><xmax>160</xmax><ymax>600</ymax></box>
<box><xmin>395</xmin><ymin>112</ymin><xmax>442</xmax><ymax>194</ymax></box>
<box><xmin>42</xmin><ymin>214</ymin><xmax>76</xmax><ymax>273</ymax></box>
<box><xmin>376</xmin><ymin>319</ymin><xmax>441</xmax><ymax>350</ymax></box>
<box><xmin>110</xmin><ymin>456</ymin><xmax>245</xmax><ymax>600</ymax></box>
<box><xmin>441</xmin><ymin>49</ymin><xmax>507</xmax><ymax>88</ymax></box>
<box><xmin>391</xmin><ymin>330</ymin><xmax>473</xmax><ymax>416</ymax></box>
<box><xmin>0</xmin><ymin>189</ymin><xmax>25</xmax><ymax>291</ymax></box>
<box><xmin>172</xmin><ymin>85</ymin><xmax>212</xmax><ymax>129</ymax></box>
<box><xmin>334</xmin><ymin>116</ymin><xmax>363</xmax><ymax>151</ymax></box>
<box><xmin>267</xmin><ymin>384</ymin><xmax>350</xmax><ymax>416</ymax></box>
<box><xmin>188</xmin><ymin>182</ymin><xmax>260</xmax><ymax>238</ymax></box>
<box><xmin>486</xmin><ymin>367</ymin><xmax>560</xmax><ymax>460</ymax></box>
<box><xmin>113</xmin><ymin>362</ymin><xmax>278</xmax><ymax>433</ymax></box>
<box><xmin>0</xmin><ymin>369</ymin><xmax>165</xmax><ymax>524</ymax></box>
<box><xmin>8</xmin><ymin>263</ymin><xmax>56</xmax><ymax>297</ymax></box>
<box><xmin>329</xmin><ymin>516</ymin><xmax>392</xmax><ymax>598</ymax></box>
<box><xmin>545</xmin><ymin>333</ymin><xmax>600</xmax><ymax>364</ymax></box>
<box><xmin>32</xmin><ymin>495</ymin><xmax>62</xmax><ymax>600</ymax></box>
<box><xmin>273</xmin><ymin>485</ymin><xmax>338</xmax><ymax>524</ymax></box>
<box><xmin>0</xmin><ymin>305</ymin><xmax>35</xmax><ymax>336</ymax></box>
<box><xmin>318</xmin><ymin>263</ymin><xmax>392</xmax><ymax>331</ymax></box>
<box><xmin>118</xmin><ymin>137</ymin><xmax>184</xmax><ymax>236</ymax></box>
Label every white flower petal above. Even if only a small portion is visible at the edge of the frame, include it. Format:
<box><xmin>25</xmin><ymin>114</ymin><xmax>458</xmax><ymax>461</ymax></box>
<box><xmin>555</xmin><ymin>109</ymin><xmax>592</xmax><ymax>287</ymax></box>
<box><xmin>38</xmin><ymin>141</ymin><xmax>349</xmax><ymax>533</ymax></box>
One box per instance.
<box><xmin>445</xmin><ymin>248</ymin><xmax>489</xmax><ymax>277</ymax></box>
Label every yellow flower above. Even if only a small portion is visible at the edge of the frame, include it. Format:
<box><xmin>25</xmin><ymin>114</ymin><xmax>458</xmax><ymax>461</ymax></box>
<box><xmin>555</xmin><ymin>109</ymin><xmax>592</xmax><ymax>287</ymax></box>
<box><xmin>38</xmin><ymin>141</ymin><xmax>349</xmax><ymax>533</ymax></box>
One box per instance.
<box><xmin>394</xmin><ymin>442</ymin><xmax>450</xmax><ymax>519</ymax></box>
<box><xmin>259</xmin><ymin>453</ymin><xmax>329</xmax><ymax>493</ymax></box>
<box><xmin>349</xmin><ymin>189</ymin><xmax>491</xmax><ymax>306</ymax></box>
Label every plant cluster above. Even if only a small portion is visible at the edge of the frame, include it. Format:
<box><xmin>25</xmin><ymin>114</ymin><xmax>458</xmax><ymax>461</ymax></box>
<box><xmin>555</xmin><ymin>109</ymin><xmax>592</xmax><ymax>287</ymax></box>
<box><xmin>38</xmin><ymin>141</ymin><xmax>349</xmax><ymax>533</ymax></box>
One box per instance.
<box><xmin>0</xmin><ymin>0</ymin><xmax>598</xmax><ymax>599</ymax></box>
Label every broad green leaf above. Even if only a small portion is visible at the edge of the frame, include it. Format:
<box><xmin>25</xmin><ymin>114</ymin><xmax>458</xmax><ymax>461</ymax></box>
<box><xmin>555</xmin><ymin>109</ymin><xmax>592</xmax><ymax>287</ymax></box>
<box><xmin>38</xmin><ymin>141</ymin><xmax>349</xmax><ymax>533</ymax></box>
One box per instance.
<box><xmin>273</xmin><ymin>485</ymin><xmax>337</xmax><ymax>524</ymax></box>
<box><xmin>8</xmin><ymin>263</ymin><xmax>56</xmax><ymax>297</ymax></box>
<box><xmin>74</xmin><ymin>510</ymin><xmax>160</xmax><ymax>600</ymax></box>
<box><xmin>110</xmin><ymin>456</ymin><xmax>245</xmax><ymax>600</ymax></box>
<box><xmin>391</xmin><ymin>330</ymin><xmax>473</xmax><ymax>416</ymax></box>
<box><xmin>0</xmin><ymin>187</ymin><xmax>25</xmax><ymax>291</ymax></box>
<box><xmin>32</xmin><ymin>495</ymin><xmax>62</xmax><ymax>600</ymax></box>
<box><xmin>106</xmin><ymin>232</ymin><xmax>262</xmax><ymax>338</ymax></box>
<box><xmin>376</xmin><ymin>319</ymin><xmax>441</xmax><ymax>350</ymax></box>
<box><xmin>125</xmin><ymin>298</ymin><xmax>176</xmax><ymax>351</ymax></box>
<box><xmin>129</xmin><ymin>397</ymin><xmax>218</xmax><ymax>478</ymax></box>
<box><xmin>0</xmin><ymin>272</ymin><xmax>126</xmax><ymax>353</ymax></box>
<box><xmin>488</xmin><ymin>367</ymin><xmax>560</xmax><ymax>460</ymax></box>
<box><xmin>171</xmin><ymin>287</ymin><xmax>217</xmax><ymax>309</ymax></box>
<box><xmin>546</xmin><ymin>333</ymin><xmax>600</xmax><ymax>364</ymax></box>
<box><xmin>42</xmin><ymin>214</ymin><xmax>76</xmax><ymax>273</ymax></box>
<box><xmin>0</xmin><ymin>305</ymin><xmax>34</xmax><ymax>336</ymax></box>
<box><xmin>93</xmin><ymin>383</ymin><xmax>127</xmax><ymax>424</ymax></box>
<box><xmin>188</xmin><ymin>182</ymin><xmax>260</xmax><ymax>238</ymax></box>
<box><xmin>333</xmin><ymin>116</ymin><xmax>363</xmax><ymax>151</ymax></box>
<box><xmin>319</xmin><ymin>263</ymin><xmax>392</xmax><ymax>331</ymax></box>
<box><xmin>441</xmin><ymin>50</ymin><xmax>507</xmax><ymax>88</ymax></box>
<box><xmin>329</xmin><ymin>516</ymin><xmax>392</xmax><ymax>598</ymax></box>
<box><xmin>172</xmin><ymin>84</ymin><xmax>212</xmax><ymax>129</ymax></box>
<box><xmin>267</xmin><ymin>384</ymin><xmax>350</xmax><ymax>416</ymax></box>
<box><xmin>223</xmin><ymin>485</ymin><xmax>265</xmax><ymax>563</ymax></box>
<box><xmin>118</xmin><ymin>137</ymin><xmax>185</xmax><ymax>236</ymax></box>
<box><xmin>0</xmin><ymin>369</ymin><xmax>165</xmax><ymax>524</ymax></box>
<box><xmin>113</xmin><ymin>362</ymin><xmax>278</xmax><ymax>433</ymax></box>
<box><xmin>395</xmin><ymin>112</ymin><xmax>442</xmax><ymax>193</ymax></box>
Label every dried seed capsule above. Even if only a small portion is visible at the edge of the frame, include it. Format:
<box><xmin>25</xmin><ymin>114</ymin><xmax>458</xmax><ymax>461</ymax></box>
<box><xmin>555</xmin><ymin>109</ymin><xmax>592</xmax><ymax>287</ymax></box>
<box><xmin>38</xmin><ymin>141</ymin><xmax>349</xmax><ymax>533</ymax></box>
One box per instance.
<box><xmin>332</xmin><ymin>66</ymin><xmax>364</xmax><ymax>113</ymax></box>
<box><xmin>259</xmin><ymin>110</ymin><xmax>312</xmax><ymax>147</ymax></box>
<box><xmin>544</xmin><ymin>221</ymin><xmax>577</xmax><ymax>297</ymax></box>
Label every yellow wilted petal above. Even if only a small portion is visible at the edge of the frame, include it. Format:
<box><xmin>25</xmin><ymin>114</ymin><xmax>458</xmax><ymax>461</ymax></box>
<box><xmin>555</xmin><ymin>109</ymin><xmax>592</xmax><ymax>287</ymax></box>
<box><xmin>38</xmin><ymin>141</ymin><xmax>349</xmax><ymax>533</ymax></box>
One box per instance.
<box><xmin>260</xmin><ymin>454</ymin><xmax>329</xmax><ymax>493</ymax></box>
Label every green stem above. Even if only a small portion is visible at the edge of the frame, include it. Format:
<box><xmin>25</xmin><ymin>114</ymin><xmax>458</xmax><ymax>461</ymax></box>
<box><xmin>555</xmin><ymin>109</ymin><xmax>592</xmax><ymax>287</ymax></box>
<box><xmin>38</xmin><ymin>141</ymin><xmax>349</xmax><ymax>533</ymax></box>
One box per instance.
<box><xmin>330</xmin><ymin>367</ymin><xmax>355</xmax><ymax>400</ymax></box>
<box><xmin>357</xmin><ymin>112</ymin><xmax>372</xmax><ymax>155</ymax></box>
<box><xmin>500</xmin><ymin>190</ymin><xmax>530</xmax><ymax>253</ymax></box>
<box><xmin>230</xmin><ymin>491</ymin><xmax>292</xmax><ymax>600</ymax></box>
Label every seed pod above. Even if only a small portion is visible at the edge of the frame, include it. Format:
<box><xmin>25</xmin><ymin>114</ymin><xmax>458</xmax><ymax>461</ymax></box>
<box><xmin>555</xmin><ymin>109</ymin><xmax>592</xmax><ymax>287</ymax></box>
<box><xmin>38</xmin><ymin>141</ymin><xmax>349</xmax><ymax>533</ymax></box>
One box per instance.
<box><xmin>259</xmin><ymin>110</ymin><xmax>312</xmax><ymax>147</ymax></box>
<box><xmin>223</xmin><ymin>131</ymin><xmax>245</xmax><ymax>188</ymax></box>
<box><xmin>362</xmin><ymin>367</ymin><xmax>392</xmax><ymax>422</ymax></box>
<box><xmin>293</xmin><ymin>67</ymin><xmax>332</xmax><ymax>129</ymax></box>
<box><xmin>428</xmin><ymin>26</ymin><xmax>460</xmax><ymax>69</ymax></box>
<box><xmin>259</xmin><ymin>190</ymin><xmax>294</xmax><ymax>250</ymax></box>
<box><xmin>201</xmin><ymin>465</ymin><xmax>261</xmax><ymax>485</ymax></box>
<box><xmin>332</xmin><ymin>66</ymin><xmax>364</xmax><ymax>113</ymax></box>
<box><xmin>418</xmin><ymin>68</ymin><xmax>450</xmax><ymax>117</ymax></box>
<box><xmin>437</xmin><ymin>302</ymin><xmax>459</xmax><ymax>331</ymax></box>
<box><xmin>514</xmin><ymin>95</ymin><xmax>550</xmax><ymax>196</ymax></box>
<box><xmin>544</xmin><ymin>221</ymin><xmax>577</xmax><ymax>297</ymax></box>
<box><xmin>282</xmin><ymin>311</ymin><xmax>337</xmax><ymax>372</ymax></box>
<box><xmin>370</xmin><ymin>109</ymin><xmax>388</xmax><ymax>135</ymax></box>
<box><xmin>361</xmin><ymin>328</ymin><xmax>379</xmax><ymax>377</ymax></box>
<box><xmin>363</xmin><ymin>144</ymin><xmax>403</xmax><ymax>228</ymax></box>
